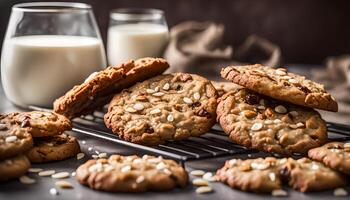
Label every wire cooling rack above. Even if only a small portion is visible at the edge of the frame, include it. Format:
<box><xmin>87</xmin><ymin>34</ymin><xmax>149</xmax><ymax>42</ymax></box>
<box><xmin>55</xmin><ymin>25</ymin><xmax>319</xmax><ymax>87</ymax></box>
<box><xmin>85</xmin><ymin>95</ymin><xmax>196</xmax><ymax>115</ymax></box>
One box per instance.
<box><xmin>70</xmin><ymin>108</ymin><xmax>350</xmax><ymax>162</ymax></box>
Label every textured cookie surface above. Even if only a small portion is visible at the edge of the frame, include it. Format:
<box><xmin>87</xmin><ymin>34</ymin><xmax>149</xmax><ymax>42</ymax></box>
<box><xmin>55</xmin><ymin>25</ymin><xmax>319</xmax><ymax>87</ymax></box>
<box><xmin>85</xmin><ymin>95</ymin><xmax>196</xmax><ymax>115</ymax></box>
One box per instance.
<box><xmin>211</xmin><ymin>81</ymin><xmax>242</xmax><ymax>96</ymax></box>
<box><xmin>26</xmin><ymin>134</ymin><xmax>80</xmax><ymax>163</ymax></box>
<box><xmin>0</xmin><ymin>113</ymin><xmax>33</xmax><ymax>159</ymax></box>
<box><xmin>282</xmin><ymin>158</ymin><xmax>347</xmax><ymax>192</ymax></box>
<box><xmin>221</xmin><ymin>64</ymin><xmax>338</xmax><ymax>111</ymax></box>
<box><xmin>0</xmin><ymin>154</ymin><xmax>30</xmax><ymax>182</ymax></box>
<box><xmin>308</xmin><ymin>142</ymin><xmax>350</xmax><ymax>175</ymax></box>
<box><xmin>216</xmin><ymin>157</ymin><xmax>285</xmax><ymax>193</ymax></box>
<box><xmin>105</xmin><ymin>73</ymin><xmax>218</xmax><ymax>146</ymax></box>
<box><xmin>54</xmin><ymin>58</ymin><xmax>169</xmax><ymax>119</ymax></box>
<box><xmin>14</xmin><ymin>111</ymin><xmax>72</xmax><ymax>137</ymax></box>
<box><xmin>76</xmin><ymin>155</ymin><xmax>188</xmax><ymax>192</ymax></box>
<box><xmin>216</xmin><ymin>88</ymin><xmax>327</xmax><ymax>155</ymax></box>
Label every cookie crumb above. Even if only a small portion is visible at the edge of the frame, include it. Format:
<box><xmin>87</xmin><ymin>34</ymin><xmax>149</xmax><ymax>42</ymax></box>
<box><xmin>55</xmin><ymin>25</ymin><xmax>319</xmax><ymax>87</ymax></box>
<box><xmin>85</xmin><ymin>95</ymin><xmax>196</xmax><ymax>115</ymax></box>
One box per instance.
<box><xmin>49</xmin><ymin>188</ymin><xmax>59</xmax><ymax>196</ymax></box>
<box><xmin>81</xmin><ymin>140</ymin><xmax>86</xmax><ymax>145</ymax></box>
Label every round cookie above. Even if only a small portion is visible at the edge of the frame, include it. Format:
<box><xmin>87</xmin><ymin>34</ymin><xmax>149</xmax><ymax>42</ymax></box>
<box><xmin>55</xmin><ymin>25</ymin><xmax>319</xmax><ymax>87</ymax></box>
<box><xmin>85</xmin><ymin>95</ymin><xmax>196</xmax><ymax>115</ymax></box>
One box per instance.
<box><xmin>308</xmin><ymin>142</ymin><xmax>350</xmax><ymax>175</ymax></box>
<box><xmin>76</xmin><ymin>155</ymin><xmax>188</xmax><ymax>192</ymax></box>
<box><xmin>0</xmin><ymin>113</ymin><xmax>33</xmax><ymax>160</ymax></box>
<box><xmin>221</xmin><ymin>64</ymin><xmax>338</xmax><ymax>112</ymax></box>
<box><xmin>26</xmin><ymin>134</ymin><xmax>80</xmax><ymax>163</ymax></box>
<box><xmin>282</xmin><ymin>158</ymin><xmax>347</xmax><ymax>192</ymax></box>
<box><xmin>216</xmin><ymin>88</ymin><xmax>327</xmax><ymax>155</ymax></box>
<box><xmin>0</xmin><ymin>154</ymin><xmax>31</xmax><ymax>182</ymax></box>
<box><xmin>216</xmin><ymin>157</ymin><xmax>285</xmax><ymax>193</ymax></box>
<box><xmin>14</xmin><ymin>111</ymin><xmax>72</xmax><ymax>137</ymax></box>
<box><xmin>104</xmin><ymin>73</ymin><xmax>218</xmax><ymax>146</ymax></box>
<box><xmin>54</xmin><ymin>57</ymin><xmax>169</xmax><ymax>119</ymax></box>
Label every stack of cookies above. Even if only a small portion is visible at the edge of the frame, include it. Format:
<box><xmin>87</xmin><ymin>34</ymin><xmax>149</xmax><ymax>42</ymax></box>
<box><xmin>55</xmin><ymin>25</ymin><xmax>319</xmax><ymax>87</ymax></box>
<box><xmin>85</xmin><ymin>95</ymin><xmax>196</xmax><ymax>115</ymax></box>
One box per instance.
<box><xmin>215</xmin><ymin>64</ymin><xmax>350</xmax><ymax>194</ymax></box>
<box><xmin>217</xmin><ymin>64</ymin><xmax>337</xmax><ymax>156</ymax></box>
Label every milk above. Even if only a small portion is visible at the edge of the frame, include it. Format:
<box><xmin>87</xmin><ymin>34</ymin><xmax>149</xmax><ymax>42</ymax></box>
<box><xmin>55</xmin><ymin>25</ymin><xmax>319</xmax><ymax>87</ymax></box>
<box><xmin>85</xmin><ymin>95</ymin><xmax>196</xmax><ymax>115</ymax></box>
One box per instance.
<box><xmin>107</xmin><ymin>23</ymin><xmax>168</xmax><ymax>65</ymax></box>
<box><xmin>1</xmin><ymin>35</ymin><xmax>106</xmax><ymax>108</ymax></box>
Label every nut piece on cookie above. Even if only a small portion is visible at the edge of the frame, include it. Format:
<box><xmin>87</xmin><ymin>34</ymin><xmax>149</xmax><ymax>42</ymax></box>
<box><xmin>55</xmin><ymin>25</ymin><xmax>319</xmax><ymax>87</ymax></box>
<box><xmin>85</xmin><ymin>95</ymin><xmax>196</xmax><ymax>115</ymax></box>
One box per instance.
<box><xmin>211</xmin><ymin>81</ymin><xmax>243</xmax><ymax>96</ymax></box>
<box><xmin>75</xmin><ymin>154</ymin><xmax>188</xmax><ymax>192</ymax></box>
<box><xmin>221</xmin><ymin>64</ymin><xmax>338</xmax><ymax>112</ymax></box>
<box><xmin>216</xmin><ymin>88</ymin><xmax>327</xmax><ymax>155</ymax></box>
<box><xmin>14</xmin><ymin>111</ymin><xmax>72</xmax><ymax>137</ymax></box>
<box><xmin>26</xmin><ymin>134</ymin><xmax>81</xmax><ymax>163</ymax></box>
<box><xmin>104</xmin><ymin>73</ymin><xmax>218</xmax><ymax>146</ymax></box>
<box><xmin>54</xmin><ymin>57</ymin><xmax>169</xmax><ymax>119</ymax></box>
<box><xmin>282</xmin><ymin>158</ymin><xmax>347</xmax><ymax>192</ymax></box>
<box><xmin>308</xmin><ymin>142</ymin><xmax>350</xmax><ymax>175</ymax></box>
<box><xmin>216</xmin><ymin>157</ymin><xmax>284</xmax><ymax>193</ymax></box>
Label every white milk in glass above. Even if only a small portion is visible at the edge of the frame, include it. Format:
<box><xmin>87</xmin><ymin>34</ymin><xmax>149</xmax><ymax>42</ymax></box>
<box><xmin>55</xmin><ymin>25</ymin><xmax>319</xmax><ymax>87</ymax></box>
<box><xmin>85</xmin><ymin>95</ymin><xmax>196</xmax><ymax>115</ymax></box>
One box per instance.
<box><xmin>1</xmin><ymin>35</ymin><xmax>106</xmax><ymax>107</ymax></box>
<box><xmin>107</xmin><ymin>23</ymin><xmax>168</xmax><ymax>65</ymax></box>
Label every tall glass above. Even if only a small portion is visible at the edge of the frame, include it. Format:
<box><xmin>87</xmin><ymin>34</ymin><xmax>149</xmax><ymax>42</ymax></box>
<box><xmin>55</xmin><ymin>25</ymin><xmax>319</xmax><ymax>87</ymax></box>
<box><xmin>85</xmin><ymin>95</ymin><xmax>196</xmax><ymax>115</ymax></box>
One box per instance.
<box><xmin>107</xmin><ymin>8</ymin><xmax>169</xmax><ymax>65</ymax></box>
<box><xmin>1</xmin><ymin>2</ymin><xmax>106</xmax><ymax>108</ymax></box>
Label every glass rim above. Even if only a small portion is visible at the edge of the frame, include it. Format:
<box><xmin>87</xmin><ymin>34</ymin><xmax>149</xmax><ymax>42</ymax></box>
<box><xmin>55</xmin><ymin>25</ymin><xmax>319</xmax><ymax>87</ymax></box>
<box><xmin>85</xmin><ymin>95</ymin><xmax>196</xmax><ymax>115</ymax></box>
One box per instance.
<box><xmin>12</xmin><ymin>2</ymin><xmax>92</xmax><ymax>13</ymax></box>
<box><xmin>110</xmin><ymin>8</ymin><xmax>164</xmax><ymax>21</ymax></box>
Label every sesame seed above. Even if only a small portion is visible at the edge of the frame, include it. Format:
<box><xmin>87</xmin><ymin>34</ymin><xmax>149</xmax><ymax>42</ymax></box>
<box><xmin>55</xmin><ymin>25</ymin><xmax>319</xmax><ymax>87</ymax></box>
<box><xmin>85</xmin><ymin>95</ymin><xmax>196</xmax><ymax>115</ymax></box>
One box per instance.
<box><xmin>146</xmin><ymin>89</ymin><xmax>155</xmax><ymax>94</ymax></box>
<box><xmin>76</xmin><ymin>153</ymin><xmax>85</xmax><ymax>160</ymax></box>
<box><xmin>162</xmin><ymin>83</ymin><xmax>170</xmax><ymax>90</ymax></box>
<box><xmin>98</xmin><ymin>153</ymin><xmax>108</xmax><ymax>158</ymax></box>
<box><xmin>190</xmin><ymin>170</ymin><xmax>206</xmax><ymax>176</ymax></box>
<box><xmin>196</xmin><ymin>186</ymin><xmax>213</xmax><ymax>194</ymax></box>
<box><xmin>288</xmin><ymin>78</ymin><xmax>299</xmax><ymax>84</ymax></box>
<box><xmin>274</xmin><ymin>105</ymin><xmax>287</xmax><ymax>114</ymax></box>
<box><xmin>52</xmin><ymin>172</ymin><xmax>70</xmax><ymax>179</ymax></box>
<box><xmin>153</xmin><ymin>92</ymin><xmax>165</xmax><ymax>97</ymax></box>
<box><xmin>276</xmin><ymin>70</ymin><xmax>287</xmax><ymax>75</ymax></box>
<box><xmin>5</xmin><ymin>136</ymin><xmax>17</xmax><ymax>143</ymax></box>
<box><xmin>121</xmin><ymin>165</ymin><xmax>131</xmax><ymax>172</ymax></box>
<box><xmin>19</xmin><ymin>175</ymin><xmax>36</xmax><ymax>184</ymax></box>
<box><xmin>150</xmin><ymin>109</ymin><xmax>161</xmax><ymax>114</ymax></box>
<box><xmin>136</xmin><ymin>176</ymin><xmax>145</xmax><ymax>183</ymax></box>
<box><xmin>272</xmin><ymin>189</ymin><xmax>288</xmax><ymax>196</ymax></box>
<box><xmin>55</xmin><ymin>180</ymin><xmax>74</xmax><ymax>189</ymax></box>
<box><xmin>125</xmin><ymin>107</ymin><xmax>137</xmax><ymax>113</ymax></box>
<box><xmin>192</xmin><ymin>178</ymin><xmax>209</xmax><ymax>186</ymax></box>
<box><xmin>28</xmin><ymin>168</ymin><xmax>43</xmax><ymax>173</ymax></box>
<box><xmin>183</xmin><ymin>97</ymin><xmax>193</xmax><ymax>104</ymax></box>
<box><xmin>167</xmin><ymin>114</ymin><xmax>174</xmax><ymax>122</ymax></box>
<box><xmin>193</xmin><ymin>92</ymin><xmax>201</xmax><ymax>100</ymax></box>
<box><xmin>268</xmin><ymin>172</ymin><xmax>276</xmax><ymax>181</ymax></box>
<box><xmin>39</xmin><ymin>170</ymin><xmax>56</xmax><ymax>177</ymax></box>
<box><xmin>251</xmin><ymin>122</ymin><xmax>263</xmax><ymax>131</ymax></box>
<box><xmin>133</xmin><ymin>103</ymin><xmax>144</xmax><ymax>111</ymax></box>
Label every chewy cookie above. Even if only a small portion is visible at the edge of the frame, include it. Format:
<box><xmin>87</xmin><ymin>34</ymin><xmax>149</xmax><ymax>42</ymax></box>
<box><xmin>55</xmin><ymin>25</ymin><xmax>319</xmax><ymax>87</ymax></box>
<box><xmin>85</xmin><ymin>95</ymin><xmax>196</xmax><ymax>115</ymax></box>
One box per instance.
<box><xmin>104</xmin><ymin>73</ymin><xmax>218</xmax><ymax>146</ymax></box>
<box><xmin>221</xmin><ymin>64</ymin><xmax>338</xmax><ymax>112</ymax></box>
<box><xmin>54</xmin><ymin>58</ymin><xmax>169</xmax><ymax>119</ymax></box>
<box><xmin>26</xmin><ymin>134</ymin><xmax>80</xmax><ymax>163</ymax></box>
<box><xmin>282</xmin><ymin>158</ymin><xmax>347</xmax><ymax>192</ymax></box>
<box><xmin>308</xmin><ymin>142</ymin><xmax>350</xmax><ymax>175</ymax></box>
<box><xmin>0</xmin><ymin>113</ymin><xmax>33</xmax><ymax>159</ymax></box>
<box><xmin>14</xmin><ymin>111</ymin><xmax>71</xmax><ymax>137</ymax></box>
<box><xmin>216</xmin><ymin>157</ymin><xmax>284</xmax><ymax>193</ymax></box>
<box><xmin>76</xmin><ymin>155</ymin><xmax>188</xmax><ymax>192</ymax></box>
<box><xmin>0</xmin><ymin>154</ymin><xmax>30</xmax><ymax>182</ymax></box>
<box><xmin>216</xmin><ymin>88</ymin><xmax>327</xmax><ymax>155</ymax></box>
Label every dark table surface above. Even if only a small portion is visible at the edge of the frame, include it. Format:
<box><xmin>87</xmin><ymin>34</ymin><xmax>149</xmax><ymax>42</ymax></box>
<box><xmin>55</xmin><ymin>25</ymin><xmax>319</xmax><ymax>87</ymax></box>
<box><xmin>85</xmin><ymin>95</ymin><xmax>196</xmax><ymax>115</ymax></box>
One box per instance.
<box><xmin>0</xmin><ymin>68</ymin><xmax>349</xmax><ymax>200</ymax></box>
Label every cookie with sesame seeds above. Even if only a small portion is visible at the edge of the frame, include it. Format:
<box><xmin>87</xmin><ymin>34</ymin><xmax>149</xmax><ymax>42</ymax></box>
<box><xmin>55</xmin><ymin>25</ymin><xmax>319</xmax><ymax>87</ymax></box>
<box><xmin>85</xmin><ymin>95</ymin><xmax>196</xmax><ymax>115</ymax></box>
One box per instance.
<box><xmin>26</xmin><ymin>134</ymin><xmax>80</xmax><ymax>163</ymax></box>
<box><xmin>0</xmin><ymin>154</ymin><xmax>31</xmax><ymax>182</ymax></box>
<box><xmin>54</xmin><ymin>57</ymin><xmax>169</xmax><ymax>119</ymax></box>
<box><xmin>0</xmin><ymin>113</ymin><xmax>33</xmax><ymax>160</ymax></box>
<box><xmin>216</xmin><ymin>88</ymin><xmax>327</xmax><ymax>155</ymax></box>
<box><xmin>282</xmin><ymin>158</ymin><xmax>347</xmax><ymax>192</ymax></box>
<box><xmin>308</xmin><ymin>142</ymin><xmax>350</xmax><ymax>175</ymax></box>
<box><xmin>75</xmin><ymin>154</ymin><xmax>188</xmax><ymax>192</ymax></box>
<box><xmin>14</xmin><ymin>111</ymin><xmax>72</xmax><ymax>137</ymax></box>
<box><xmin>221</xmin><ymin>64</ymin><xmax>338</xmax><ymax>112</ymax></box>
<box><xmin>216</xmin><ymin>157</ymin><xmax>285</xmax><ymax>193</ymax></box>
<box><xmin>104</xmin><ymin>73</ymin><xmax>218</xmax><ymax>146</ymax></box>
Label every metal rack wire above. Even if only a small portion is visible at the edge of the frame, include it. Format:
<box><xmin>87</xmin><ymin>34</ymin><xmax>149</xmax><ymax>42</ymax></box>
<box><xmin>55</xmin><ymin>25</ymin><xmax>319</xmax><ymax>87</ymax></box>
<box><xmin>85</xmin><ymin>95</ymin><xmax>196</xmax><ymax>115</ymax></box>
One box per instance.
<box><xmin>71</xmin><ymin>108</ymin><xmax>350</xmax><ymax>162</ymax></box>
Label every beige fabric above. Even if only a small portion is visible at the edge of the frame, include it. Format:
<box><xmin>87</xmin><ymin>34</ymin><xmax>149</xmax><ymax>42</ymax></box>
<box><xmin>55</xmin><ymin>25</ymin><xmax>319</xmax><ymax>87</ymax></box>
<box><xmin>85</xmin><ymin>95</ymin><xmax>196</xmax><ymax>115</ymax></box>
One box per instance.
<box><xmin>163</xmin><ymin>21</ymin><xmax>281</xmax><ymax>80</ymax></box>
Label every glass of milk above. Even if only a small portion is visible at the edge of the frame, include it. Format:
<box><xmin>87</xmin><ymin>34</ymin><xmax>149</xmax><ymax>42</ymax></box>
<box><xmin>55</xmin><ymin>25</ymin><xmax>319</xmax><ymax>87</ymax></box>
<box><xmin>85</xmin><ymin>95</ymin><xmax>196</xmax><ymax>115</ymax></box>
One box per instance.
<box><xmin>1</xmin><ymin>2</ymin><xmax>106</xmax><ymax>108</ymax></box>
<box><xmin>107</xmin><ymin>8</ymin><xmax>169</xmax><ymax>65</ymax></box>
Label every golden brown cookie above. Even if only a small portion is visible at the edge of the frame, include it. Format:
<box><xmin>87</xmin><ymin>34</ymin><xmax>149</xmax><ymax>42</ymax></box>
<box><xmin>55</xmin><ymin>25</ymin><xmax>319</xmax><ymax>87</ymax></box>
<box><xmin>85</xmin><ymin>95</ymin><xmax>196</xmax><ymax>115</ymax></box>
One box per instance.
<box><xmin>104</xmin><ymin>73</ymin><xmax>218</xmax><ymax>146</ymax></box>
<box><xmin>282</xmin><ymin>158</ymin><xmax>347</xmax><ymax>192</ymax></box>
<box><xmin>14</xmin><ymin>111</ymin><xmax>71</xmax><ymax>137</ymax></box>
<box><xmin>54</xmin><ymin>58</ymin><xmax>169</xmax><ymax>119</ymax></box>
<box><xmin>0</xmin><ymin>154</ymin><xmax>31</xmax><ymax>182</ymax></box>
<box><xmin>26</xmin><ymin>134</ymin><xmax>80</xmax><ymax>163</ymax></box>
<box><xmin>216</xmin><ymin>88</ymin><xmax>327</xmax><ymax>155</ymax></box>
<box><xmin>76</xmin><ymin>155</ymin><xmax>188</xmax><ymax>192</ymax></box>
<box><xmin>308</xmin><ymin>142</ymin><xmax>350</xmax><ymax>175</ymax></box>
<box><xmin>216</xmin><ymin>157</ymin><xmax>285</xmax><ymax>193</ymax></box>
<box><xmin>0</xmin><ymin>113</ymin><xmax>33</xmax><ymax>160</ymax></box>
<box><xmin>221</xmin><ymin>64</ymin><xmax>338</xmax><ymax>112</ymax></box>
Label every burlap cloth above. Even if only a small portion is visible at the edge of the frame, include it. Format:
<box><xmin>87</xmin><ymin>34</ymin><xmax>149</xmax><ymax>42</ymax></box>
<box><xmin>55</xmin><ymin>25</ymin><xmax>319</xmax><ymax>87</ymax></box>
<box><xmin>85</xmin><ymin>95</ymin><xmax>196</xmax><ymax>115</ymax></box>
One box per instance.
<box><xmin>163</xmin><ymin>21</ymin><xmax>350</xmax><ymax>123</ymax></box>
